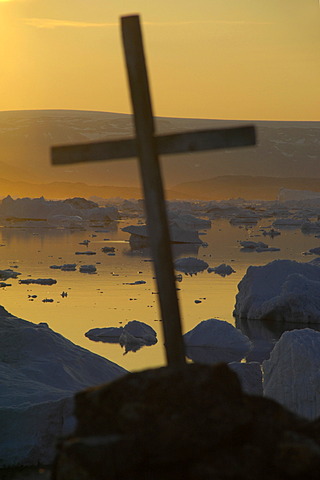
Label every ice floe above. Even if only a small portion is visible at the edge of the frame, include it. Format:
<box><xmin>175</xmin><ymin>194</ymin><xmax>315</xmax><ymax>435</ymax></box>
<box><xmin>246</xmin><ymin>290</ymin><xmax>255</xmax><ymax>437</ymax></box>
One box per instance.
<box><xmin>207</xmin><ymin>264</ymin><xmax>235</xmax><ymax>276</ymax></box>
<box><xmin>79</xmin><ymin>265</ymin><xmax>97</xmax><ymax>274</ymax></box>
<box><xmin>50</xmin><ymin>263</ymin><xmax>77</xmax><ymax>271</ymax></box>
<box><xmin>85</xmin><ymin>320</ymin><xmax>157</xmax><ymax>353</ymax></box>
<box><xmin>168</xmin><ymin>212</ymin><xmax>211</xmax><ymax>231</ymax></box>
<box><xmin>122</xmin><ymin>224</ymin><xmax>204</xmax><ymax>248</ymax></box>
<box><xmin>234</xmin><ymin>259</ymin><xmax>320</xmax><ymax>323</ymax></box>
<box><xmin>263</xmin><ymin>329</ymin><xmax>320</xmax><ymax>419</ymax></box>
<box><xmin>0</xmin><ymin>269</ymin><xmax>21</xmax><ymax>280</ymax></box>
<box><xmin>0</xmin><ymin>306</ymin><xmax>126</xmax><ymax>467</ymax></box>
<box><xmin>19</xmin><ymin>278</ymin><xmax>57</xmax><ymax>285</ymax></box>
<box><xmin>183</xmin><ymin>319</ymin><xmax>252</xmax><ymax>364</ymax></box>
<box><xmin>174</xmin><ymin>257</ymin><xmax>209</xmax><ymax>275</ymax></box>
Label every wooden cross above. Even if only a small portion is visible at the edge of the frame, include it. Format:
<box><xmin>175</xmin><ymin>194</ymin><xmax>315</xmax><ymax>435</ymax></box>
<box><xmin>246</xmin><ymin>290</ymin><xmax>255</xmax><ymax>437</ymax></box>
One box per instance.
<box><xmin>51</xmin><ymin>14</ymin><xmax>255</xmax><ymax>368</ymax></box>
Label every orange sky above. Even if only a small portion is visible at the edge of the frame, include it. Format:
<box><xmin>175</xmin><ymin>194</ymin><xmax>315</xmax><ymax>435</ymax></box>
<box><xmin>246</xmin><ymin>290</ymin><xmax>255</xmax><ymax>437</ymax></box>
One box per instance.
<box><xmin>0</xmin><ymin>0</ymin><xmax>319</xmax><ymax>120</ymax></box>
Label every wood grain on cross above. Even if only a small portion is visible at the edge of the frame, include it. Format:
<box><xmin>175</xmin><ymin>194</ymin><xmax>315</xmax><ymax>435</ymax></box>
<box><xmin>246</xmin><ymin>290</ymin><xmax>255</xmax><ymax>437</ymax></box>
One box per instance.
<box><xmin>51</xmin><ymin>14</ymin><xmax>256</xmax><ymax>368</ymax></box>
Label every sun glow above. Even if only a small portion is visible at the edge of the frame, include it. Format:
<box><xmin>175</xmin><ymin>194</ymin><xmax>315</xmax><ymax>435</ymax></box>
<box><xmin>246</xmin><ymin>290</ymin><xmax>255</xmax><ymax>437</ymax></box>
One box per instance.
<box><xmin>0</xmin><ymin>1</ymin><xmax>319</xmax><ymax>120</ymax></box>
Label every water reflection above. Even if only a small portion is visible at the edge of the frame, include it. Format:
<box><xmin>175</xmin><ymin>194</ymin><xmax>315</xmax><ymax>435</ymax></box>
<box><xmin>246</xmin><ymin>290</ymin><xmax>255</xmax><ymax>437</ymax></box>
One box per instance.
<box><xmin>123</xmin><ymin>243</ymin><xmax>201</xmax><ymax>258</ymax></box>
<box><xmin>236</xmin><ymin>317</ymin><xmax>320</xmax><ymax>363</ymax></box>
<box><xmin>185</xmin><ymin>345</ymin><xmax>247</xmax><ymax>365</ymax></box>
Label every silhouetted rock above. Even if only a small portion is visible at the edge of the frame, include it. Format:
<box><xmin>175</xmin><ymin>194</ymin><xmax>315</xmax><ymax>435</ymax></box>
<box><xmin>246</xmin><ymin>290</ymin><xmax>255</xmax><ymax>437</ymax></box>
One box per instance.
<box><xmin>53</xmin><ymin>363</ymin><xmax>320</xmax><ymax>479</ymax></box>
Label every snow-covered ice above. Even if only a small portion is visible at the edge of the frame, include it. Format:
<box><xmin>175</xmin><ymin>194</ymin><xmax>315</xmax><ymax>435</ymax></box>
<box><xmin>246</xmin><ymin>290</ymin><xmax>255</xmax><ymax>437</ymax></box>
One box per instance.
<box><xmin>183</xmin><ymin>319</ymin><xmax>252</xmax><ymax>364</ymax></box>
<box><xmin>263</xmin><ymin>329</ymin><xmax>320</xmax><ymax>419</ymax></box>
<box><xmin>122</xmin><ymin>224</ymin><xmax>204</xmax><ymax>248</ymax></box>
<box><xmin>174</xmin><ymin>257</ymin><xmax>209</xmax><ymax>275</ymax></box>
<box><xmin>234</xmin><ymin>259</ymin><xmax>320</xmax><ymax>323</ymax></box>
<box><xmin>0</xmin><ymin>306</ymin><xmax>126</xmax><ymax>467</ymax></box>
<box><xmin>0</xmin><ymin>196</ymin><xmax>119</xmax><ymax>225</ymax></box>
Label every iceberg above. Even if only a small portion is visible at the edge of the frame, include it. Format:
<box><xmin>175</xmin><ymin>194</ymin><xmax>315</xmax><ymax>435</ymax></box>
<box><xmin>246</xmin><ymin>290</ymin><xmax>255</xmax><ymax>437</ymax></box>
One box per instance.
<box><xmin>234</xmin><ymin>259</ymin><xmax>320</xmax><ymax>323</ymax></box>
<box><xmin>183</xmin><ymin>318</ymin><xmax>252</xmax><ymax>364</ymax></box>
<box><xmin>0</xmin><ymin>306</ymin><xmax>126</xmax><ymax>467</ymax></box>
<box><xmin>263</xmin><ymin>328</ymin><xmax>320</xmax><ymax>419</ymax></box>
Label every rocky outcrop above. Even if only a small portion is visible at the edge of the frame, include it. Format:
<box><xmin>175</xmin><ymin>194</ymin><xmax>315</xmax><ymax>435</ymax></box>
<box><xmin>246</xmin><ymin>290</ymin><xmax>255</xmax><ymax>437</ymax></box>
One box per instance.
<box><xmin>53</xmin><ymin>363</ymin><xmax>320</xmax><ymax>480</ymax></box>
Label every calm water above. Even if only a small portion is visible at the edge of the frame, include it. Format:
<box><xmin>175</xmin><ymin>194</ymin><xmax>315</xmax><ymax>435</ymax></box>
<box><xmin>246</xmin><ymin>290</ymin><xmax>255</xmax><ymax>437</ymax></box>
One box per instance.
<box><xmin>0</xmin><ymin>218</ymin><xmax>318</xmax><ymax>371</ymax></box>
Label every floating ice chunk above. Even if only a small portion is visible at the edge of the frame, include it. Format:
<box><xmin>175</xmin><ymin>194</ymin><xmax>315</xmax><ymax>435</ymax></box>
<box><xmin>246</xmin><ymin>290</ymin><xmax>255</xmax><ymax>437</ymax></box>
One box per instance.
<box><xmin>101</xmin><ymin>246</ymin><xmax>115</xmax><ymax>253</ymax></box>
<box><xmin>123</xmin><ymin>320</ymin><xmax>157</xmax><ymax>346</ymax></box>
<box><xmin>174</xmin><ymin>257</ymin><xmax>209</xmax><ymax>275</ymax></box>
<box><xmin>85</xmin><ymin>321</ymin><xmax>157</xmax><ymax>354</ymax></box>
<box><xmin>79</xmin><ymin>265</ymin><xmax>97</xmax><ymax>274</ymax></box>
<box><xmin>85</xmin><ymin>326</ymin><xmax>123</xmax><ymax>343</ymax></box>
<box><xmin>19</xmin><ymin>278</ymin><xmax>57</xmax><ymax>285</ymax></box>
<box><xmin>60</xmin><ymin>264</ymin><xmax>77</xmax><ymax>271</ymax></box>
<box><xmin>207</xmin><ymin>264</ymin><xmax>235</xmax><ymax>276</ymax></box>
<box><xmin>0</xmin><ymin>269</ymin><xmax>21</xmax><ymax>280</ymax></box>
<box><xmin>50</xmin><ymin>264</ymin><xmax>77</xmax><ymax>271</ymax></box>
<box><xmin>123</xmin><ymin>280</ymin><xmax>146</xmax><ymax>285</ymax></box>
<box><xmin>122</xmin><ymin>224</ymin><xmax>203</xmax><ymax>246</ymax></box>
<box><xmin>255</xmin><ymin>246</ymin><xmax>280</xmax><ymax>253</ymax></box>
<box><xmin>308</xmin><ymin>247</ymin><xmax>320</xmax><ymax>255</ymax></box>
<box><xmin>184</xmin><ymin>319</ymin><xmax>251</xmax><ymax>364</ymax></box>
<box><xmin>273</xmin><ymin>218</ymin><xmax>305</xmax><ymax>227</ymax></box>
<box><xmin>0</xmin><ymin>306</ymin><xmax>126</xmax><ymax>467</ymax></box>
<box><xmin>261</xmin><ymin>228</ymin><xmax>281</xmax><ymax>237</ymax></box>
<box><xmin>234</xmin><ymin>259</ymin><xmax>320</xmax><ymax>323</ymax></box>
<box><xmin>169</xmin><ymin>212</ymin><xmax>211</xmax><ymax>231</ymax></box>
<box><xmin>301</xmin><ymin>221</ymin><xmax>320</xmax><ymax>234</ymax></box>
<box><xmin>119</xmin><ymin>330</ymin><xmax>146</xmax><ymax>353</ymax></box>
<box><xmin>75</xmin><ymin>251</ymin><xmax>96</xmax><ymax>255</ymax></box>
<box><xmin>230</xmin><ymin>211</ymin><xmax>260</xmax><ymax>225</ymax></box>
<box><xmin>263</xmin><ymin>329</ymin><xmax>320</xmax><ymax>419</ymax></box>
<box><xmin>240</xmin><ymin>241</ymin><xmax>268</xmax><ymax>250</ymax></box>
<box><xmin>48</xmin><ymin>215</ymin><xmax>85</xmax><ymax>228</ymax></box>
<box><xmin>229</xmin><ymin>362</ymin><xmax>262</xmax><ymax>395</ymax></box>
<box><xmin>79</xmin><ymin>240</ymin><xmax>90</xmax><ymax>246</ymax></box>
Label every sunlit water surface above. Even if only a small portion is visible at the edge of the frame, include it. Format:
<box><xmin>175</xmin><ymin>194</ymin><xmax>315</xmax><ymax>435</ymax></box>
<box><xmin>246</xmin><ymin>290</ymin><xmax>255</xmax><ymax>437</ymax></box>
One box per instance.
<box><xmin>1</xmin><ymin>218</ymin><xmax>318</xmax><ymax>372</ymax></box>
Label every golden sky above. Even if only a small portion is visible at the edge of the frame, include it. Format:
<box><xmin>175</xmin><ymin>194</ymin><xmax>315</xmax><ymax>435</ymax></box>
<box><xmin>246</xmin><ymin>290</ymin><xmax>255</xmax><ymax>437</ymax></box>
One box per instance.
<box><xmin>0</xmin><ymin>0</ymin><xmax>319</xmax><ymax>120</ymax></box>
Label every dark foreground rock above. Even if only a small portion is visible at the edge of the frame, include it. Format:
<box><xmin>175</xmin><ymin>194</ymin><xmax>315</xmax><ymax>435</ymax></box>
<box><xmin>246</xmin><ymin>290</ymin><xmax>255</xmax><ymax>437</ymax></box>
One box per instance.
<box><xmin>53</xmin><ymin>363</ymin><xmax>320</xmax><ymax>480</ymax></box>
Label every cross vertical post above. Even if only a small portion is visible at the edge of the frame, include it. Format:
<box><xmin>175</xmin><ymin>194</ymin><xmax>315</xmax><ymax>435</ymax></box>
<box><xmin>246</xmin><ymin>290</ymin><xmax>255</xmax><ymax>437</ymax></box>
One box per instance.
<box><xmin>51</xmin><ymin>13</ymin><xmax>256</xmax><ymax>369</ymax></box>
<box><xmin>121</xmin><ymin>15</ymin><xmax>186</xmax><ymax>367</ymax></box>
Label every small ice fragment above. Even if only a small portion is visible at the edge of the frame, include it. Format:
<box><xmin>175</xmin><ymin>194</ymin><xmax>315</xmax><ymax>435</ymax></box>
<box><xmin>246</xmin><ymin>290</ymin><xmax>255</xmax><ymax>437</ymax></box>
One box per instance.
<box><xmin>19</xmin><ymin>278</ymin><xmax>57</xmax><ymax>285</ymax></box>
<box><xmin>0</xmin><ymin>269</ymin><xmax>21</xmax><ymax>280</ymax></box>
<box><xmin>123</xmin><ymin>280</ymin><xmax>146</xmax><ymax>285</ymax></box>
<box><xmin>75</xmin><ymin>251</ymin><xmax>96</xmax><ymax>255</ymax></box>
<box><xmin>174</xmin><ymin>257</ymin><xmax>208</xmax><ymax>275</ymax></box>
<box><xmin>207</xmin><ymin>264</ymin><xmax>235</xmax><ymax>277</ymax></box>
<box><xmin>79</xmin><ymin>265</ymin><xmax>97</xmax><ymax>274</ymax></box>
<box><xmin>101</xmin><ymin>246</ymin><xmax>115</xmax><ymax>253</ymax></box>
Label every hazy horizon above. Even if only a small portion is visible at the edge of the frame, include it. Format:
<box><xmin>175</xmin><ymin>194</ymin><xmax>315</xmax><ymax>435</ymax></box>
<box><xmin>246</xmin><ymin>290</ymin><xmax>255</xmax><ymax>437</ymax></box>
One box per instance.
<box><xmin>1</xmin><ymin>1</ymin><xmax>319</xmax><ymax>121</ymax></box>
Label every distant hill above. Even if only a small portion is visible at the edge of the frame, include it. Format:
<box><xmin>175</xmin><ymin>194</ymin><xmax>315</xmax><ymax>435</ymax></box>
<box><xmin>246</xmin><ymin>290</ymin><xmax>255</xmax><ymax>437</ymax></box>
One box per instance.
<box><xmin>0</xmin><ymin>110</ymin><xmax>318</xmax><ymax>199</ymax></box>
<box><xmin>172</xmin><ymin>176</ymin><xmax>320</xmax><ymax>201</ymax></box>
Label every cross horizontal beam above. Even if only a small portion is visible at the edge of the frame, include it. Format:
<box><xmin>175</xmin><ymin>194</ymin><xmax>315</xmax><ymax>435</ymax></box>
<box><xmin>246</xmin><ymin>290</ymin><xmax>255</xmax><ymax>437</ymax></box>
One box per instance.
<box><xmin>51</xmin><ymin>125</ymin><xmax>255</xmax><ymax>165</ymax></box>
